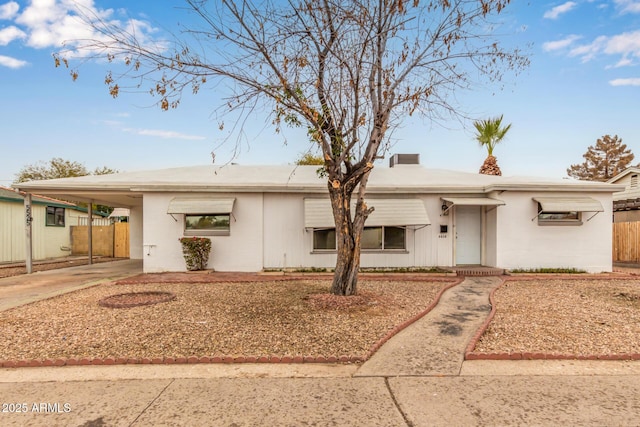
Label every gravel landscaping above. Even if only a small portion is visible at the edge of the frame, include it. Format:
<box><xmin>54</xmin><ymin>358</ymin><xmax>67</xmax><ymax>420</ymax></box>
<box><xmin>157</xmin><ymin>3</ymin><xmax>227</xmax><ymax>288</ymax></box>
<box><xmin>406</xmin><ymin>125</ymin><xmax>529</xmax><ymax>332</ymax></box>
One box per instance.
<box><xmin>0</xmin><ymin>278</ymin><xmax>455</xmax><ymax>362</ymax></box>
<box><xmin>471</xmin><ymin>278</ymin><xmax>640</xmax><ymax>356</ymax></box>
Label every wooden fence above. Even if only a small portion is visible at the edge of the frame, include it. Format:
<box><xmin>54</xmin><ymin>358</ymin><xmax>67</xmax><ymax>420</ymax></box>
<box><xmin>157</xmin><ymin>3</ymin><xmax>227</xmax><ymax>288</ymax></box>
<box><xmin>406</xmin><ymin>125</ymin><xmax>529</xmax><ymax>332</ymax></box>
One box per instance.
<box><xmin>71</xmin><ymin>223</ymin><xmax>130</xmax><ymax>258</ymax></box>
<box><xmin>612</xmin><ymin>222</ymin><xmax>640</xmax><ymax>263</ymax></box>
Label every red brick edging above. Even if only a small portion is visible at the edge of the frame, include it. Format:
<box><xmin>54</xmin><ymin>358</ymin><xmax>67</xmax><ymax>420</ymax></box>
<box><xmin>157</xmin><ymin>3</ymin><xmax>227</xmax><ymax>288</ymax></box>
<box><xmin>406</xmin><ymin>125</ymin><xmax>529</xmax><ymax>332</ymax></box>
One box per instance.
<box><xmin>0</xmin><ymin>275</ymin><xmax>463</xmax><ymax>369</ymax></box>
<box><xmin>0</xmin><ymin>355</ymin><xmax>369</xmax><ymax>368</ymax></box>
<box><xmin>464</xmin><ymin>274</ymin><xmax>640</xmax><ymax>361</ymax></box>
<box><xmin>365</xmin><ymin>277</ymin><xmax>464</xmax><ymax>358</ymax></box>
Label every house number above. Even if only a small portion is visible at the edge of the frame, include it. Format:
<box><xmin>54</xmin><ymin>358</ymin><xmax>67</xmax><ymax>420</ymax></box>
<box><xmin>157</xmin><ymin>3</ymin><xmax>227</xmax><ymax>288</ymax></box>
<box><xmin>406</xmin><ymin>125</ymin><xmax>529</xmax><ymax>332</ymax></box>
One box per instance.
<box><xmin>25</xmin><ymin>205</ymin><xmax>32</xmax><ymax>226</ymax></box>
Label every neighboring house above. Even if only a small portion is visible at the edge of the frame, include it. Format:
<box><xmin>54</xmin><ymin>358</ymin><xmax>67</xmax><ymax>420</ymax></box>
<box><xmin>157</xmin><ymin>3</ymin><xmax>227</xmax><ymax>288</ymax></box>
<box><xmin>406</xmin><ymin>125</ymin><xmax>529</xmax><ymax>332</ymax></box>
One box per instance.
<box><xmin>0</xmin><ymin>186</ymin><xmax>77</xmax><ymax>263</ymax></box>
<box><xmin>13</xmin><ymin>156</ymin><xmax>623</xmax><ymax>273</ymax></box>
<box><xmin>608</xmin><ymin>166</ymin><xmax>640</xmax><ymax>223</ymax></box>
<box><xmin>0</xmin><ymin>186</ymin><xmax>109</xmax><ymax>263</ymax></box>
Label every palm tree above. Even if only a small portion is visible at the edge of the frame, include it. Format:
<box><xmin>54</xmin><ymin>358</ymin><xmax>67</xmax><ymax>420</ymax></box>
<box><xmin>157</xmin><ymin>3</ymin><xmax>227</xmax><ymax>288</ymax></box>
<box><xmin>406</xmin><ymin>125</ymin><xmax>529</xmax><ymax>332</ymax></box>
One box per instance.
<box><xmin>473</xmin><ymin>115</ymin><xmax>511</xmax><ymax>176</ymax></box>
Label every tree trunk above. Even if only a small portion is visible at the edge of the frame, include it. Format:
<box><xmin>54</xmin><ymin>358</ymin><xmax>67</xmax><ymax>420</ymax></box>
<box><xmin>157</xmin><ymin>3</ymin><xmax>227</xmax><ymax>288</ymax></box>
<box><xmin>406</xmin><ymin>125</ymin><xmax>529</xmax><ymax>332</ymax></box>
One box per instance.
<box><xmin>479</xmin><ymin>155</ymin><xmax>502</xmax><ymax>176</ymax></box>
<box><xmin>328</xmin><ymin>185</ymin><xmax>366</xmax><ymax>296</ymax></box>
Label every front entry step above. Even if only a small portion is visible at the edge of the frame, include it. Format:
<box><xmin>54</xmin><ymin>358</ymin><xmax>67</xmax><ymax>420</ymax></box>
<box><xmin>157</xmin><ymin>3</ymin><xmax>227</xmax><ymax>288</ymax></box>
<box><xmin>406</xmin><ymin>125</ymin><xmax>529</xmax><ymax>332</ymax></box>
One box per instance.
<box><xmin>453</xmin><ymin>267</ymin><xmax>505</xmax><ymax>277</ymax></box>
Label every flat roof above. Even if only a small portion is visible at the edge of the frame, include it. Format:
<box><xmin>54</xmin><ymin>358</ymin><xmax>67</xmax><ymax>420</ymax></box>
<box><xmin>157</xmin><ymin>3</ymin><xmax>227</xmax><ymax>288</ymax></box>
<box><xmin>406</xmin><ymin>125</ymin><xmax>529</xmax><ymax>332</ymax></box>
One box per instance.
<box><xmin>13</xmin><ymin>164</ymin><xmax>623</xmax><ymax>208</ymax></box>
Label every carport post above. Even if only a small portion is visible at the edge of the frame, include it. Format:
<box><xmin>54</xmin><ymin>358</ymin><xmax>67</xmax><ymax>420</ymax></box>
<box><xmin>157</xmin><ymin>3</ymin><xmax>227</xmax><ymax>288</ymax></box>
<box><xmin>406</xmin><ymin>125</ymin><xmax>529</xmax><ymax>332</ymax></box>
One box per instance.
<box><xmin>88</xmin><ymin>200</ymin><xmax>93</xmax><ymax>265</ymax></box>
<box><xmin>24</xmin><ymin>193</ymin><xmax>33</xmax><ymax>274</ymax></box>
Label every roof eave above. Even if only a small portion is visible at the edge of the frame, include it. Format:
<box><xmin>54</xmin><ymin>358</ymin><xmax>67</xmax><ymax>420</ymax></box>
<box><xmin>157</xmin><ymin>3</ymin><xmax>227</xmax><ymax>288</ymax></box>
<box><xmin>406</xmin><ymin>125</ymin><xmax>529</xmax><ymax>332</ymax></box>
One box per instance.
<box><xmin>485</xmin><ymin>183</ymin><xmax>625</xmax><ymax>193</ymax></box>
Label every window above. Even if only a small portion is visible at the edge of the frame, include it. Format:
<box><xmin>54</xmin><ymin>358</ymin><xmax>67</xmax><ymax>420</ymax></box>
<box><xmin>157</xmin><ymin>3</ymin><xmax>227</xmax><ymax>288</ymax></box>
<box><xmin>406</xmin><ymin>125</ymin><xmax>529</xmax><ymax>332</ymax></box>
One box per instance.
<box><xmin>537</xmin><ymin>206</ymin><xmax>581</xmax><ymax>225</ymax></box>
<box><xmin>632</xmin><ymin>174</ymin><xmax>638</xmax><ymax>189</ymax></box>
<box><xmin>184</xmin><ymin>214</ymin><xmax>230</xmax><ymax>235</ymax></box>
<box><xmin>313</xmin><ymin>226</ymin><xmax>406</xmax><ymax>251</ymax></box>
<box><xmin>46</xmin><ymin>206</ymin><xmax>65</xmax><ymax>227</ymax></box>
<box><xmin>313</xmin><ymin>229</ymin><xmax>336</xmax><ymax>250</ymax></box>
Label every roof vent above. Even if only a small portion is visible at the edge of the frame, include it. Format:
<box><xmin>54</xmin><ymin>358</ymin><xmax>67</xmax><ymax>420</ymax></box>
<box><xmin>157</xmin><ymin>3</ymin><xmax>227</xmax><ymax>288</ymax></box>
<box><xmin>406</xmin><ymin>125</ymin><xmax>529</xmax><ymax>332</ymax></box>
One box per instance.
<box><xmin>390</xmin><ymin>153</ymin><xmax>420</xmax><ymax>167</ymax></box>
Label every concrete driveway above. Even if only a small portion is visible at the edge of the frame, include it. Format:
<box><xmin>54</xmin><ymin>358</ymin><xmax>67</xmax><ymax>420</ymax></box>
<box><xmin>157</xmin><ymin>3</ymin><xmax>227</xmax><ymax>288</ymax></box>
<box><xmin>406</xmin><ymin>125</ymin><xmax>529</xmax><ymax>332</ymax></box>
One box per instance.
<box><xmin>0</xmin><ymin>259</ymin><xmax>142</xmax><ymax>312</ymax></box>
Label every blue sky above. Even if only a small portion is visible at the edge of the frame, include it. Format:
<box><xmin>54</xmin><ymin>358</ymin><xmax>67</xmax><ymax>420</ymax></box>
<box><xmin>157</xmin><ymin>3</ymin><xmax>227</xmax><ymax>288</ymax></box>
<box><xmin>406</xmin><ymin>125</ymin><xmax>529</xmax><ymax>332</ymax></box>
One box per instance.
<box><xmin>1</xmin><ymin>1</ymin><xmax>640</xmax><ymax>185</ymax></box>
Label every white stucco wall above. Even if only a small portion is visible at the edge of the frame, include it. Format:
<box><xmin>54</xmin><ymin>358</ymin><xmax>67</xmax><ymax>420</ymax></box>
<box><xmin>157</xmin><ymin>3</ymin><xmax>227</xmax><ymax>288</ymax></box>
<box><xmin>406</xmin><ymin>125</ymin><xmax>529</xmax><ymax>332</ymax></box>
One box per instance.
<box><xmin>142</xmin><ymin>193</ymin><xmax>264</xmax><ymax>272</ymax></box>
<box><xmin>129</xmin><ymin>206</ymin><xmax>144</xmax><ymax>260</ymax></box>
<box><xmin>484</xmin><ymin>205</ymin><xmax>498</xmax><ymax>267</ymax></box>
<box><xmin>263</xmin><ymin>194</ymin><xmax>439</xmax><ymax>270</ymax></box>
<box><xmin>138</xmin><ymin>190</ymin><xmax>614</xmax><ymax>273</ymax></box>
<box><xmin>495</xmin><ymin>191</ymin><xmax>613</xmax><ymax>272</ymax></box>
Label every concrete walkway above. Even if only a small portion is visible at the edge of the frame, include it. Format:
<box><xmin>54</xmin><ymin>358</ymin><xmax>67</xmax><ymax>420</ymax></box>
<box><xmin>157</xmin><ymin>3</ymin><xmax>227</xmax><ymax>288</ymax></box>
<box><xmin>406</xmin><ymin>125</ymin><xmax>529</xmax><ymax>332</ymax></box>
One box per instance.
<box><xmin>356</xmin><ymin>276</ymin><xmax>498</xmax><ymax>377</ymax></box>
<box><xmin>1</xmin><ymin>269</ymin><xmax>640</xmax><ymax>426</ymax></box>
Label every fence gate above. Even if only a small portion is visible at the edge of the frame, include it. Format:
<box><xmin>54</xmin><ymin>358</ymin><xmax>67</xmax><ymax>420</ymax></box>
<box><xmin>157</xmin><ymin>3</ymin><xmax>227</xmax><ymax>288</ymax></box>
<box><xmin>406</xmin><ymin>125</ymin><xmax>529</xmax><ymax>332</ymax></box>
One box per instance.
<box><xmin>71</xmin><ymin>223</ymin><xmax>130</xmax><ymax>258</ymax></box>
<box><xmin>114</xmin><ymin>223</ymin><xmax>130</xmax><ymax>258</ymax></box>
<box><xmin>613</xmin><ymin>222</ymin><xmax>640</xmax><ymax>263</ymax></box>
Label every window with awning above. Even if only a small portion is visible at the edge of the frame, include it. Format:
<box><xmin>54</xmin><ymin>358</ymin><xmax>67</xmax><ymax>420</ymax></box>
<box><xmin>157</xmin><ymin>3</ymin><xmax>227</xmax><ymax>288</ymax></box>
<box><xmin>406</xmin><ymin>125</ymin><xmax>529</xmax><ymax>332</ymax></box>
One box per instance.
<box><xmin>305</xmin><ymin>198</ymin><xmax>429</xmax><ymax>252</ymax></box>
<box><xmin>303</xmin><ymin>198</ymin><xmax>430</xmax><ymax>228</ymax></box>
<box><xmin>532</xmin><ymin>197</ymin><xmax>603</xmax><ymax>224</ymax></box>
<box><xmin>167</xmin><ymin>197</ymin><xmax>235</xmax><ymax>214</ymax></box>
<box><xmin>533</xmin><ymin>197</ymin><xmax>603</xmax><ymax>213</ymax></box>
<box><xmin>168</xmin><ymin>197</ymin><xmax>236</xmax><ymax>236</ymax></box>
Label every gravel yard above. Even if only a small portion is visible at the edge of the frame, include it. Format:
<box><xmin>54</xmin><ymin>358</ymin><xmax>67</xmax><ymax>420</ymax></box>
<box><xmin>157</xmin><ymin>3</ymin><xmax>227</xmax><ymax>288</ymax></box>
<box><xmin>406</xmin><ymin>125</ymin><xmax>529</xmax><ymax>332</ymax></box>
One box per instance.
<box><xmin>472</xmin><ymin>278</ymin><xmax>640</xmax><ymax>356</ymax></box>
<box><xmin>0</xmin><ymin>278</ymin><xmax>453</xmax><ymax>362</ymax></box>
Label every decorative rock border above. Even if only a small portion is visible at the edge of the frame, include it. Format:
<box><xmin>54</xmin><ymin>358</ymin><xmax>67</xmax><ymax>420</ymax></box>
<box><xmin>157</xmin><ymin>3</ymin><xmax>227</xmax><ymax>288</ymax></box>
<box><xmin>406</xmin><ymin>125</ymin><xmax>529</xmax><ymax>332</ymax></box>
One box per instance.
<box><xmin>464</xmin><ymin>275</ymin><xmax>640</xmax><ymax>362</ymax></box>
<box><xmin>0</xmin><ymin>276</ymin><xmax>464</xmax><ymax>369</ymax></box>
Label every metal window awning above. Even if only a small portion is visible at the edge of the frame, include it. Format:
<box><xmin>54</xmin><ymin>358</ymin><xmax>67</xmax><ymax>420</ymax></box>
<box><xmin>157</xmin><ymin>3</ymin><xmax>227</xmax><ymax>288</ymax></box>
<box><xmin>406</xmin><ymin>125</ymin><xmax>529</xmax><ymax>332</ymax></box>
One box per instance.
<box><xmin>532</xmin><ymin>197</ymin><xmax>604</xmax><ymax>222</ymax></box>
<box><xmin>108</xmin><ymin>208</ymin><xmax>130</xmax><ymax>218</ymax></box>
<box><xmin>304</xmin><ymin>198</ymin><xmax>430</xmax><ymax>228</ymax></box>
<box><xmin>167</xmin><ymin>197</ymin><xmax>235</xmax><ymax>214</ymax></box>
<box><xmin>440</xmin><ymin>197</ymin><xmax>505</xmax><ymax>215</ymax></box>
<box><xmin>533</xmin><ymin>197</ymin><xmax>603</xmax><ymax>213</ymax></box>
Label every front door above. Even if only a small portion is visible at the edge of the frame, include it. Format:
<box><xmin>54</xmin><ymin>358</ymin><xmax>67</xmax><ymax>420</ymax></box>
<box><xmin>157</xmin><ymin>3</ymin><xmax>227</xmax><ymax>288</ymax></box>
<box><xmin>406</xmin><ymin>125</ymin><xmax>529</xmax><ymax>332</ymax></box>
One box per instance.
<box><xmin>455</xmin><ymin>206</ymin><xmax>481</xmax><ymax>265</ymax></box>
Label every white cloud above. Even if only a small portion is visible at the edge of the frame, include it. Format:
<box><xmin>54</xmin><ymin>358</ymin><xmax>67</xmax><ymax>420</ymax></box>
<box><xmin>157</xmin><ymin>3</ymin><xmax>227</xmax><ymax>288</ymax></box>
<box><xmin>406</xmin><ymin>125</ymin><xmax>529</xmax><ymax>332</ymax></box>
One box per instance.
<box><xmin>604</xmin><ymin>30</ymin><xmax>640</xmax><ymax>56</ymax></box>
<box><xmin>569</xmin><ymin>35</ymin><xmax>608</xmax><ymax>62</ymax></box>
<box><xmin>567</xmin><ymin>30</ymin><xmax>640</xmax><ymax>65</ymax></box>
<box><xmin>542</xmin><ymin>35</ymin><xmax>581</xmax><ymax>52</ymax></box>
<box><xmin>544</xmin><ymin>2</ymin><xmax>578</xmax><ymax>19</ymax></box>
<box><xmin>0</xmin><ymin>54</ymin><xmax>27</xmax><ymax>68</ymax></box>
<box><xmin>610</xmin><ymin>57</ymin><xmax>634</xmax><ymax>68</ymax></box>
<box><xmin>0</xmin><ymin>1</ymin><xmax>19</xmax><ymax>20</ymax></box>
<box><xmin>0</xmin><ymin>25</ymin><xmax>25</xmax><ymax>45</ymax></box>
<box><xmin>609</xmin><ymin>77</ymin><xmax>640</xmax><ymax>86</ymax></box>
<box><xmin>123</xmin><ymin>128</ymin><xmax>207</xmax><ymax>141</ymax></box>
<box><xmin>615</xmin><ymin>0</ymin><xmax>640</xmax><ymax>13</ymax></box>
<box><xmin>3</xmin><ymin>0</ymin><xmax>164</xmax><ymax>58</ymax></box>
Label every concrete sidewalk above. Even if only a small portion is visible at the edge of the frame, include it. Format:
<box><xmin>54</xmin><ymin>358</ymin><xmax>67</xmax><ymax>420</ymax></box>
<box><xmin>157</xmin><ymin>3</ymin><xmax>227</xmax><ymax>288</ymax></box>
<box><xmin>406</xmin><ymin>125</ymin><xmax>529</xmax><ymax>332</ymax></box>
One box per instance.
<box><xmin>1</xmin><ymin>272</ymin><xmax>640</xmax><ymax>426</ymax></box>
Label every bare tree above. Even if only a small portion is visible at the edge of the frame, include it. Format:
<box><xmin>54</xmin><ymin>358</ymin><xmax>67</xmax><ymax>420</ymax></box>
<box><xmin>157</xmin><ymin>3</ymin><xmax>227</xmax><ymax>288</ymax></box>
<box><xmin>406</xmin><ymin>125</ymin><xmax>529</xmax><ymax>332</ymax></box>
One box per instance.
<box><xmin>56</xmin><ymin>0</ymin><xmax>528</xmax><ymax>295</ymax></box>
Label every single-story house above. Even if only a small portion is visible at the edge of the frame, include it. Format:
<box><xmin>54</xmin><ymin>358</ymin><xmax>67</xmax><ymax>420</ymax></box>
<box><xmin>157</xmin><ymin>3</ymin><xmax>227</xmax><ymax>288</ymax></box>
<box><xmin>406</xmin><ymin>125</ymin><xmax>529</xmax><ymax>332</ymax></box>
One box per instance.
<box><xmin>608</xmin><ymin>166</ymin><xmax>640</xmax><ymax>223</ymax></box>
<box><xmin>0</xmin><ymin>186</ymin><xmax>104</xmax><ymax>263</ymax></box>
<box><xmin>13</xmin><ymin>156</ymin><xmax>623</xmax><ymax>273</ymax></box>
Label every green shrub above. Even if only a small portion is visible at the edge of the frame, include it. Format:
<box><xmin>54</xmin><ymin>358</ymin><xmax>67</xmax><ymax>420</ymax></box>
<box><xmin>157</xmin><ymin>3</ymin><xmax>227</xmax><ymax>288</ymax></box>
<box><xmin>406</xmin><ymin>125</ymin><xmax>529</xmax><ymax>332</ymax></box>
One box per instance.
<box><xmin>179</xmin><ymin>237</ymin><xmax>212</xmax><ymax>271</ymax></box>
<box><xmin>509</xmin><ymin>267</ymin><xmax>586</xmax><ymax>274</ymax></box>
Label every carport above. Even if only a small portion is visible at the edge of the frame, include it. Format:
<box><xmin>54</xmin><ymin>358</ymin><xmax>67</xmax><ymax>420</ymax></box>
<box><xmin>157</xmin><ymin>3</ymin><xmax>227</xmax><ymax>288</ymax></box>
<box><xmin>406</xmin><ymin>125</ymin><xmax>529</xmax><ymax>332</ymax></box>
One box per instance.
<box><xmin>13</xmin><ymin>177</ymin><xmax>144</xmax><ymax>274</ymax></box>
